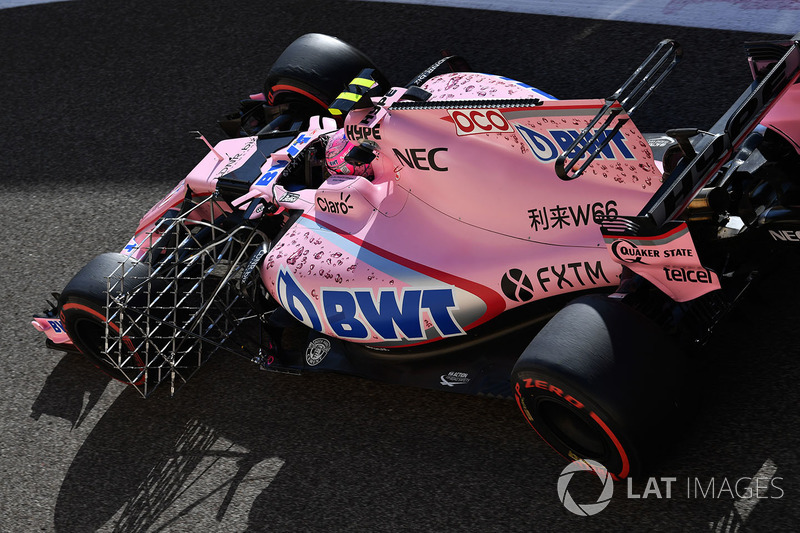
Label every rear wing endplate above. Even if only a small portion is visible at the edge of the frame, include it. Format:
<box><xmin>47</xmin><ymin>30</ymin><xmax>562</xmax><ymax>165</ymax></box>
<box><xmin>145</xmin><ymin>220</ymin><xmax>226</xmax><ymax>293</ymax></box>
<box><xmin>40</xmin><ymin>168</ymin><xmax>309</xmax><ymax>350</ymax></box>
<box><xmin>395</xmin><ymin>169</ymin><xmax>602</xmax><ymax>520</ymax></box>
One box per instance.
<box><xmin>598</xmin><ymin>33</ymin><xmax>800</xmax><ymax>302</ymax></box>
<box><xmin>608</xmin><ymin>33</ymin><xmax>800</xmax><ymax>234</ymax></box>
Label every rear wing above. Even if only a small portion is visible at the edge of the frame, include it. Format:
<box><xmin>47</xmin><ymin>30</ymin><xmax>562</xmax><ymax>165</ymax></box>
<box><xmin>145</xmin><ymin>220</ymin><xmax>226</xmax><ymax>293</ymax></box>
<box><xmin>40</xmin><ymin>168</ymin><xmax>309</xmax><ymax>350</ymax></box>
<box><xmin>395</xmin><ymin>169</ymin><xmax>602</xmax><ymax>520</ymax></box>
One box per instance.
<box><xmin>598</xmin><ymin>33</ymin><xmax>800</xmax><ymax>302</ymax></box>
<box><xmin>605</xmin><ymin>33</ymin><xmax>800</xmax><ymax>234</ymax></box>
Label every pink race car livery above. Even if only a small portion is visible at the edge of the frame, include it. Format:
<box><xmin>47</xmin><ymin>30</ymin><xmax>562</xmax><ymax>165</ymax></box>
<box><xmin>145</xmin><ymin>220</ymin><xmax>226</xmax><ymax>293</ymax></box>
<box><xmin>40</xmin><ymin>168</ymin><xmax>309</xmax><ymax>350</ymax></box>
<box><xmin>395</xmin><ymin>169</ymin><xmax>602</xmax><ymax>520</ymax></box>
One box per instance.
<box><xmin>32</xmin><ymin>32</ymin><xmax>800</xmax><ymax>478</ymax></box>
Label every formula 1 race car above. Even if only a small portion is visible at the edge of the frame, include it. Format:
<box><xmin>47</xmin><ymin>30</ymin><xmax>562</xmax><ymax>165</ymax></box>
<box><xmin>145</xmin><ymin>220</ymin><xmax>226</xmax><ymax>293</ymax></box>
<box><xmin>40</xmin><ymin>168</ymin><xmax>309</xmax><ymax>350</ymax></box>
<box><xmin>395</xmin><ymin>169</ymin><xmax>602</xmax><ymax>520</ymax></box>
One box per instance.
<box><xmin>32</xmin><ymin>32</ymin><xmax>800</xmax><ymax>478</ymax></box>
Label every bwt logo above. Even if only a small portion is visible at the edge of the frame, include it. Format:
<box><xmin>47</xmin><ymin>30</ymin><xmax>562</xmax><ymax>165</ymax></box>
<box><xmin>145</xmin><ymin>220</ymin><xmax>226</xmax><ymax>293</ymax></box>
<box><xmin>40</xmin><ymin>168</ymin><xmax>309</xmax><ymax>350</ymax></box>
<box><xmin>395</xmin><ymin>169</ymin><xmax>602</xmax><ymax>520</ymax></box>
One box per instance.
<box><xmin>255</xmin><ymin>160</ymin><xmax>289</xmax><ymax>187</ymax></box>
<box><xmin>516</xmin><ymin>124</ymin><xmax>634</xmax><ymax>163</ymax></box>
<box><xmin>275</xmin><ymin>268</ymin><xmax>466</xmax><ymax>341</ymax></box>
<box><xmin>286</xmin><ymin>133</ymin><xmax>313</xmax><ymax>157</ymax></box>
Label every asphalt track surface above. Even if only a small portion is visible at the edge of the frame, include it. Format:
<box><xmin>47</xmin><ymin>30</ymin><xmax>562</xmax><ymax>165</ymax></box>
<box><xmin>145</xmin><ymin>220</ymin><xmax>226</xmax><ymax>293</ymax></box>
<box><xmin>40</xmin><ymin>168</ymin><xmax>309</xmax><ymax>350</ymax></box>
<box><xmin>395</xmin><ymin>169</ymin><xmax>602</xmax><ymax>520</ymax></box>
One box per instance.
<box><xmin>1</xmin><ymin>1</ymin><xmax>800</xmax><ymax>531</ymax></box>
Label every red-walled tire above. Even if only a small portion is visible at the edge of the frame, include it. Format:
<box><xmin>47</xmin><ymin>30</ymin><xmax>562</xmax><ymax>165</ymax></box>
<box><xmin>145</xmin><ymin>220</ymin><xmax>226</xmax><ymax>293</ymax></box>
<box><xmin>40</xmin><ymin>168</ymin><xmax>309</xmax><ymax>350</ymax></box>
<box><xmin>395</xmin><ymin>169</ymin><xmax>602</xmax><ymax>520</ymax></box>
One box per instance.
<box><xmin>59</xmin><ymin>253</ymin><xmax>155</xmax><ymax>385</ymax></box>
<box><xmin>511</xmin><ymin>294</ymin><xmax>690</xmax><ymax>479</ymax></box>
<box><xmin>264</xmin><ymin>33</ymin><xmax>390</xmax><ymax>112</ymax></box>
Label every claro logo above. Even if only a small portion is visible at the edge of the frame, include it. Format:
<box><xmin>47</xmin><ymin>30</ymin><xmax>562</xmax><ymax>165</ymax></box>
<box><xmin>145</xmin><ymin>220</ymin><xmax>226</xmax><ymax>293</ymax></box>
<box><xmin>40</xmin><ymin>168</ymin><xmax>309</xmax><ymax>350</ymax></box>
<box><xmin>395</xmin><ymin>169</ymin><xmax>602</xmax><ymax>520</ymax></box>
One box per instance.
<box><xmin>317</xmin><ymin>192</ymin><xmax>354</xmax><ymax>215</ymax></box>
<box><xmin>447</xmin><ymin>109</ymin><xmax>513</xmax><ymax>136</ymax></box>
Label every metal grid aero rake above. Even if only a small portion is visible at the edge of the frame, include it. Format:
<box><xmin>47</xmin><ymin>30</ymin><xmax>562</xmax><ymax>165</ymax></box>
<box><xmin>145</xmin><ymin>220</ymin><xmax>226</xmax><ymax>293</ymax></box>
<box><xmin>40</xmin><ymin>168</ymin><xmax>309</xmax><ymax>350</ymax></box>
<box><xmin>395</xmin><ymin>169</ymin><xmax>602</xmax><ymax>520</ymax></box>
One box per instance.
<box><xmin>102</xmin><ymin>195</ymin><xmax>269</xmax><ymax>397</ymax></box>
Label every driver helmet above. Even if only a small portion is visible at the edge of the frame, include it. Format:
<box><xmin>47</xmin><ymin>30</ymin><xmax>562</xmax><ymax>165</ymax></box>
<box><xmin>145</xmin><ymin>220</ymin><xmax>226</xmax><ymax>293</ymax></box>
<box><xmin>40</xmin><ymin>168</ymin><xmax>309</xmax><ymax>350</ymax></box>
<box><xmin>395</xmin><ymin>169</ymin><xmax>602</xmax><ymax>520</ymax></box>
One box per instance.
<box><xmin>325</xmin><ymin>128</ymin><xmax>373</xmax><ymax>178</ymax></box>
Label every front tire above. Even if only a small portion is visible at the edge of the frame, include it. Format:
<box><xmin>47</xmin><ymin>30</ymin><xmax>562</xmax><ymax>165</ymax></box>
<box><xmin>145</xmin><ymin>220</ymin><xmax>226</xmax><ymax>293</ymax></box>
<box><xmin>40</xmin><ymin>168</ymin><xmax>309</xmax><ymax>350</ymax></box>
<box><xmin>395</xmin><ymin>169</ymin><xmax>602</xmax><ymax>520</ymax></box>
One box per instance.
<box><xmin>59</xmin><ymin>253</ymin><xmax>154</xmax><ymax>386</ymax></box>
<box><xmin>511</xmin><ymin>294</ymin><xmax>689</xmax><ymax>478</ymax></box>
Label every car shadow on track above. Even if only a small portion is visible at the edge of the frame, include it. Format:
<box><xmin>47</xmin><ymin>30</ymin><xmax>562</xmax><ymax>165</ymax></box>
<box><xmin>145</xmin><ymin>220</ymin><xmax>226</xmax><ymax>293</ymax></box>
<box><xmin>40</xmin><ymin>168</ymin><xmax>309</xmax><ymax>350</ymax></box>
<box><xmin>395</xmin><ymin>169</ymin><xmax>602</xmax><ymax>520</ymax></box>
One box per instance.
<box><xmin>48</xmin><ymin>353</ymin><xmax>562</xmax><ymax>532</ymax></box>
<box><xmin>30</xmin><ymin>353</ymin><xmax>111</xmax><ymax>429</ymax></box>
<box><xmin>42</xmin><ymin>269</ymin><xmax>800</xmax><ymax>531</ymax></box>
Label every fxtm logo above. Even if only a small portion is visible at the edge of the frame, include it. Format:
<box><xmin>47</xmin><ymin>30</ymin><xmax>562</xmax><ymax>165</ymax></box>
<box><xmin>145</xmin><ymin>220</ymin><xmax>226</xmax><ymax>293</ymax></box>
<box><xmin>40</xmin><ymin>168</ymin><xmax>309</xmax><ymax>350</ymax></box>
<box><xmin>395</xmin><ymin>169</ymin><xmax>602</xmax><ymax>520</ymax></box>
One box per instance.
<box><xmin>557</xmin><ymin>460</ymin><xmax>614</xmax><ymax>516</ymax></box>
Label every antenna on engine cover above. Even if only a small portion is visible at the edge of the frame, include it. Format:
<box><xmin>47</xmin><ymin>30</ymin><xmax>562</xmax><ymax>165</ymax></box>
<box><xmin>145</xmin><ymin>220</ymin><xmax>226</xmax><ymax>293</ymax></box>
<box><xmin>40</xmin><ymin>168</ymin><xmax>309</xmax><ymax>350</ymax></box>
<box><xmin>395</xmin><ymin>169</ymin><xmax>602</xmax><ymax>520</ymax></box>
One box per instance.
<box><xmin>555</xmin><ymin>39</ymin><xmax>682</xmax><ymax>181</ymax></box>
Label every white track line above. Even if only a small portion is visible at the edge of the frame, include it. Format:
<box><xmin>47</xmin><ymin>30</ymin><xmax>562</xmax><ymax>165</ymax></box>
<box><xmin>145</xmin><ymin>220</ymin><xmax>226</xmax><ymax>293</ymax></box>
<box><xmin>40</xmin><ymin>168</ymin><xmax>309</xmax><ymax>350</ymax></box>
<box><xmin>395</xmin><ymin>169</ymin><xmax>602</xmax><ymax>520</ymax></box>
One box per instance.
<box><xmin>0</xmin><ymin>0</ymin><xmax>71</xmax><ymax>8</ymax></box>
<box><xmin>359</xmin><ymin>0</ymin><xmax>800</xmax><ymax>34</ymax></box>
<box><xmin>709</xmin><ymin>459</ymin><xmax>781</xmax><ymax>533</ymax></box>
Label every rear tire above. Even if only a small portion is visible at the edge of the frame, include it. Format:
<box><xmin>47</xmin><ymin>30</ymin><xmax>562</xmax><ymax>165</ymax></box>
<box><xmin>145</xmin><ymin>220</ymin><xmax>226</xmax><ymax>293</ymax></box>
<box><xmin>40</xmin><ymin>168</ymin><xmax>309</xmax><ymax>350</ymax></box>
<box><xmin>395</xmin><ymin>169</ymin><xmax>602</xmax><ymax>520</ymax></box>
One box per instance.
<box><xmin>264</xmin><ymin>33</ymin><xmax>390</xmax><ymax>112</ymax></box>
<box><xmin>511</xmin><ymin>294</ymin><xmax>689</xmax><ymax>478</ymax></box>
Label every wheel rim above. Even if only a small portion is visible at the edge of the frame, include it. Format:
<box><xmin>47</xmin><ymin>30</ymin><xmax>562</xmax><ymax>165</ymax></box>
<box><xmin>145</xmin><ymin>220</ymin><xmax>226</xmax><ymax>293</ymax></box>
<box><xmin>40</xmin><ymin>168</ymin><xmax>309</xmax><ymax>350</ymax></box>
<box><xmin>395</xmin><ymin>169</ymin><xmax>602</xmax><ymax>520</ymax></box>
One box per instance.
<box><xmin>72</xmin><ymin>316</ymin><xmax>106</xmax><ymax>358</ymax></box>
<box><xmin>65</xmin><ymin>309</ymin><xmax>146</xmax><ymax>386</ymax></box>
<box><xmin>538</xmin><ymin>398</ymin><xmax>606</xmax><ymax>458</ymax></box>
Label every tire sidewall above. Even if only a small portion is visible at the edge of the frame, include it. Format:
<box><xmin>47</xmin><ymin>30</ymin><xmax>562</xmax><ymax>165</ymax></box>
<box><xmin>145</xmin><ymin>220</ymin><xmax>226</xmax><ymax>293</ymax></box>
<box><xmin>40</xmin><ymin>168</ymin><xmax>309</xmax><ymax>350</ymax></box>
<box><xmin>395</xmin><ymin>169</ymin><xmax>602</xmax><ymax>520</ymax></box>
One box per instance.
<box><xmin>60</xmin><ymin>295</ymin><xmax>148</xmax><ymax>385</ymax></box>
<box><xmin>514</xmin><ymin>368</ymin><xmax>641</xmax><ymax>480</ymax></box>
<box><xmin>58</xmin><ymin>253</ymin><xmax>154</xmax><ymax>386</ymax></box>
<box><xmin>511</xmin><ymin>295</ymin><xmax>687</xmax><ymax>478</ymax></box>
<box><xmin>264</xmin><ymin>33</ymin><xmax>389</xmax><ymax>109</ymax></box>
